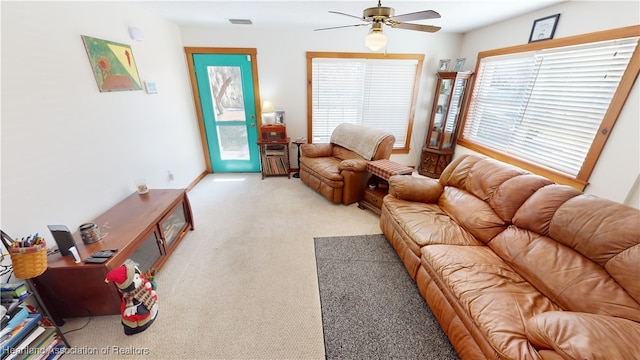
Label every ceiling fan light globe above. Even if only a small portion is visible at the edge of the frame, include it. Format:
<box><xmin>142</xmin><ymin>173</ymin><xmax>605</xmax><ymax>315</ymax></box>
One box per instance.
<box><xmin>365</xmin><ymin>32</ymin><xmax>387</xmax><ymax>51</ymax></box>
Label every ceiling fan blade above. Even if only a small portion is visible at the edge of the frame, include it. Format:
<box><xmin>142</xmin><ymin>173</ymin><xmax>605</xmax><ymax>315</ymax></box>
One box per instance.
<box><xmin>390</xmin><ymin>10</ymin><xmax>441</xmax><ymax>23</ymax></box>
<box><xmin>328</xmin><ymin>10</ymin><xmax>366</xmax><ymax>21</ymax></box>
<box><xmin>391</xmin><ymin>22</ymin><xmax>441</xmax><ymax>33</ymax></box>
<box><xmin>314</xmin><ymin>23</ymin><xmax>368</xmax><ymax>31</ymax></box>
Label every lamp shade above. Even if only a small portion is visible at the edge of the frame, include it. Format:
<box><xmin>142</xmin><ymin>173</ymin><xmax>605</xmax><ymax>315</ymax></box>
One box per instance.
<box><xmin>365</xmin><ymin>31</ymin><xmax>387</xmax><ymax>51</ymax></box>
<box><xmin>261</xmin><ymin>100</ymin><xmax>276</xmax><ymax>124</ymax></box>
<box><xmin>262</xmin><ymin>101</ymin><xmax>275</xmax><ymax>114</ymax></box>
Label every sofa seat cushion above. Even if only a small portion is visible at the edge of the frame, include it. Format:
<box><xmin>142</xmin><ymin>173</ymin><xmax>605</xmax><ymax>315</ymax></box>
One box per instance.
<box><xmin>300</xmin><ymin>156</ymin><xmax>343</xmax><ymax>182</ymax></box>
<box><xmin>422</xmin><ymin>244</ymin><xmax>561</xmax><ymax>360</ymax></box>
<box><xmin>383</xmin><ymin>196</ymin><xmax>482</xmax><ymax>257</ymax></box>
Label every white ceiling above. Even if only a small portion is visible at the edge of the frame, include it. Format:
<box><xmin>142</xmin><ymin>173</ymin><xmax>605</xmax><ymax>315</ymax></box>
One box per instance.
<box><xmin>133</xmin><ymin>0</ymin><xmax>567</xmax><ymax>33</ymax></box>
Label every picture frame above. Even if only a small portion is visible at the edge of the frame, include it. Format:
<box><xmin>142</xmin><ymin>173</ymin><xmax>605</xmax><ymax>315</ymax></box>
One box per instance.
<box><xmin>528</xmin><ymin>14</ymin><xmax>560</xmax><ymax>43</ymax></box>
<box><xmin>438</xmin><ymin>59</ymin><xmax>451</xmax><ymax>72</ymax></box>
<box><xmin>81</xmin><ymin>35</ymin><xmax>142</xmax><ymax>92</ymax></box>
<box><xmin>274</xmin><ymin>110</ymin><xmax>285</xmax><ymax>125</ymax></box>
<box><xmin>144</xmin><ymin>81</ymin><xmax>158</xmax><ymax>94</ymax></box>
<box><xmin>454</xmin><ymin>58</ymin><xmax>466</xmax><ymax>71</ymax></box>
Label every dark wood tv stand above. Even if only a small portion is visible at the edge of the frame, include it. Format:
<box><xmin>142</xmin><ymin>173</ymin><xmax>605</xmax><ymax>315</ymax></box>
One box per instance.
<box><xmin>32</xmin><ymin>189</ymin><xmax>194</xmax><ymax>325</ymax></box>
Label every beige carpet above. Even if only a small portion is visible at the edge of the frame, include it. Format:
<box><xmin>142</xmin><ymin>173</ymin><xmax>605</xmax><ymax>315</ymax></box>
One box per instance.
<box><xmin>59</xmin><ymin>172</ymin><xmax>382</xmax><ymax>359</ymax></box>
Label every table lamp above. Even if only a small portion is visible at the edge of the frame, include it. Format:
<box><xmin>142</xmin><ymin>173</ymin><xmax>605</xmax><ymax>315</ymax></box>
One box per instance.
<box><xmin>262</xmin><ymin>100</ymin><xmax>275</xmax><ymax>124</ymax></box>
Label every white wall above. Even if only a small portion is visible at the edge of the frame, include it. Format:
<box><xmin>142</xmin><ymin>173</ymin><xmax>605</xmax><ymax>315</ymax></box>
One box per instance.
<box><xmin>0</xmin><ymin>2</ymin><xmax>205</xmax><ymax>241</ymax></box>
<box><xmin>179</xmin><ymin>25</ymin><xmax>464</xmax><ymax>168</ymax></box>
<box><xmin>458</xmin><ymin>0</ymin><xmax>640</xmax><ymax>207</ymax></box>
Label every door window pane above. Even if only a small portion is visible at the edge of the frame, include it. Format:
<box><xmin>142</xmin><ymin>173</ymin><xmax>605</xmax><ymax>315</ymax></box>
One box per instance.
<box><xmin>208</xmin><ymin>66</ymin><xmax>245</xmax><ymax>122</ymax></box>
<box><xmin>217</xmin><ymin>125</ymin><xmax>250</xmax><ymax>160</ymax></box>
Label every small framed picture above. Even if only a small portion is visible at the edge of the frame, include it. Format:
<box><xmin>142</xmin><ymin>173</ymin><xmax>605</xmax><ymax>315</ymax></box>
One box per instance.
<box><xmin>454</xmin><ymin>58</ymin><xmax>466</xmax><ymax>71</ymax></box>
<box><xmin>144</xmin><ymin>81</ymin><xmax>158</xmax><ymax>94</ymax></box>
<box><xmin>529</xmin><ymin>14</ymin><xmax>560</xmax><ymax>43</ymax></box>
<box><xmin>438</xmin><ymin>59</ymin><xmax>451</xmax><ymax>72</ymax></box>
<box><xmin>274</xmin><ymin>110</ymin><xmax>285</xmax><ymax>124</ymax></box>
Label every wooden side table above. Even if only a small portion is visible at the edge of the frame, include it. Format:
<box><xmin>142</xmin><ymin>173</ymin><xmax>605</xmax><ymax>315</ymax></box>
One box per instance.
<box><xmin>358</xmin><ymin>159</ymin><xmax>413</xmax><ymax>215</ymax></box>
<box><xmin>257</xmin><ymin>138</ymin><xmax>291</xmax><ymax>179</ymax></box>
<box><xmin>291</xmin><ymin>138</ymin><xmax>307</xmax><ymax>178</ymax></box>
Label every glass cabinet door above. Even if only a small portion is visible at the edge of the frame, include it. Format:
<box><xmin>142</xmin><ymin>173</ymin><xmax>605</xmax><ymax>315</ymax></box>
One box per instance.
<box><xmin>428</xmin><ymin>79</ymin><xmax>453</xmax><ymax>148</ymax></box>
<box><xmin>442</xmin><ymin>78</ymin><xmax>468</xmax><ymax>149</ymax></box>
<box><xmin>419</xmin><ymin>71</ymin><xmax>473</xmax><ymax>179</ymax></box>
<box><xmin>130</xmin><ymin>230</ymin><xmax>163</xmax><ymax>273</ymax></box>
<box><xmin>161</xmin><ymin>204</ymin><xmax>187</xmax><ymax>248</ymax></box>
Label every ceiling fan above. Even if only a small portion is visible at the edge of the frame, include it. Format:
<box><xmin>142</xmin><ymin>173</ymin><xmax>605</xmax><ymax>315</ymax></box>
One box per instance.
<box><xmin>315</xmin><ymin>0</ymin><xmax>441</xmax><ymax>51</ymax></box>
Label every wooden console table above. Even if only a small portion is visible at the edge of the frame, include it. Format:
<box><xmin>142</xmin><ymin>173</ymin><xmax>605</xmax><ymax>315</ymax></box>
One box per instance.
<box><xmin>32</xmin><ymin>189</ymin><xmax>194</xmax><ymax>325</ymax></box>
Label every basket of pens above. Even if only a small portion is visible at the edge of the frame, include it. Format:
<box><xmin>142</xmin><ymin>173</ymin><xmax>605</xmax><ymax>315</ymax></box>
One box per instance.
<box><xmin>1</xmin><ymin>230</ymin><xmax>48</xmax><ymax>279</ymax></box>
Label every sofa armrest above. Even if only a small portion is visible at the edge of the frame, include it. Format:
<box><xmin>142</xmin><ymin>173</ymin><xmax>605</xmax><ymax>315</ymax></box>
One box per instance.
<box><xmin>388</xmin><ymin>175</ymin><xmax>443</xmax><ymax>203</ymax></box>
<box><xmin>338</xmin><ymin>159</ymin><xmax>368</xmax><ymax>172</ymax></box>
<box><xmin>301</xmin><ymin>143</ymin><xmax>332</xmax><ymax>158</ymax></box>
<box><xmin>525</xmin><ymin>311</ymin><xmax>640</xmax><ymax>359</ymax></box>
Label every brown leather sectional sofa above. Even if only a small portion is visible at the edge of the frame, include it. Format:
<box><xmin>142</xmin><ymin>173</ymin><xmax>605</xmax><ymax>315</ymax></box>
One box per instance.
<box><xmin>380</xmin><ymin>154</ymin><xmax>640</xmax><ymax>360</ymax></box>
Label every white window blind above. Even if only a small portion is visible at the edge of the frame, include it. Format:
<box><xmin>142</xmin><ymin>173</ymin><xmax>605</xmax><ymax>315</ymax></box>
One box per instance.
<box><xmin>311</xmin><ymin>58</ymin><xmax>419</xmax><ymax>147</ymax></box>
<box><xmin>463</xmin><ymin>37</ymin><xmax>639</xmax><ymax>177</ymax></box>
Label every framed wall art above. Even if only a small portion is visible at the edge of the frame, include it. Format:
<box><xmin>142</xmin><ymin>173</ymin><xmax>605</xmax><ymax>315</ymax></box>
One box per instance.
<box><xmin>528</xmin><ymin>14</ymin><xmax>560</xmax><ymax>43</ymax></box>
<box><xmin>81</xmin><ymin>35</ymin><xmax>142</xmax><ymax>92</ymax></box>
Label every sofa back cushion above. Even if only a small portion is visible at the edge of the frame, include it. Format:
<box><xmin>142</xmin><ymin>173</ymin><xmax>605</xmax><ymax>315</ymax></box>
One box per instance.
<box><xmin>438</xmin><ymin>187</ymin><xmax>507</xmax><ymax>244</ymax></box>
<box><xmin>438</xmin><ymin>154</ymin><xmax>640</xmax><ymax>321</ymax></box>
<box><xmin>437</xmin><ymin>154</ymin><xmax>552</xmax><ymax>243</ymax></box>
<box><xmin>549</xmin><ymin>194</ymin><xmax>639</xmax><ymax>301</ymax></box>
<box><xmin>332</xmin><ymin>146</ymin><xmax>364</xmax><ymax>161</ymax></box>
<box><xmin>440</xmin><ymin>155</ymin><xmax>552</xmax><ymax>223</ymax></box>
<box><xmin>490</xmin><ymin>227</ymin><xmax>640</xmax><ymax>322</ymax></box>
<box><xmin>491</xmin><ymin>185</ymin><xmax>640</xmax><ymax>321</ymax></box>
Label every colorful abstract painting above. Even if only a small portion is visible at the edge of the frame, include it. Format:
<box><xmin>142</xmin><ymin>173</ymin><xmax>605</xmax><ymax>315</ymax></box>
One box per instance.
<box><xmin>81</xmin><ymin>35</ymin><xmax>142</xmax><ymax>92</ymax></box>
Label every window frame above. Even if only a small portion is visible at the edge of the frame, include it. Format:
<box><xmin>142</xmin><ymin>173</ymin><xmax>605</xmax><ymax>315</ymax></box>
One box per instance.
<box><xmin>458</xmin><ymin>25</ymin><xmax>640</xmax><ymax>190</ymax></box>
<box><xmin>306</xmin><ymin>52</ymin><xmax>424</xmax><ymax>154</ymax></box>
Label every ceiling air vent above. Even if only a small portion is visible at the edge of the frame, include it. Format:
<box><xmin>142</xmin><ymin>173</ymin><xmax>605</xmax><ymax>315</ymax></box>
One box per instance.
<box><xmin>228</xmin><ymin>19</ymin><xmax>253</xmax><ymax>25</ymax></box>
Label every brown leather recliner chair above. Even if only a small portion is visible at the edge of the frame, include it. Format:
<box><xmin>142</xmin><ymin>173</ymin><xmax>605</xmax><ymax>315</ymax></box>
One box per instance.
<box><xmin>299</xmin><ymin>123</ymin><xmax>395</xmax><ymax>205</ymax></box>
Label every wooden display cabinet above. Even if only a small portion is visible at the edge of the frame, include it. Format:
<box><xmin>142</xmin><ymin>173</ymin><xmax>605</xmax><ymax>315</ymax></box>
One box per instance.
<box><xmin>32</xmin><ymin>189</ymin><xmax>193</xmax><ymax>325</ymax></box>
<box><xmin>419</xmin><ymin>71</ymin><xmax>473</xmax><ymax>178</ymax></box>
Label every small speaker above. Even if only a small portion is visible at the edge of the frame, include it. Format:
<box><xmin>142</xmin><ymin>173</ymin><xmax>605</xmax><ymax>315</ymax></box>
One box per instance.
<box><xmin>47</xmin><ymin>225</ymin><xmax>77</xmax><ymax>256</ymax></box>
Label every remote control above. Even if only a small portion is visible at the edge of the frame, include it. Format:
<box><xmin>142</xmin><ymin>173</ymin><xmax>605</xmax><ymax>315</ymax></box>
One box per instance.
<box><xmin>84</xmin><ymin>257</ymin><xmax>108</xmax><ymax>264</ymax></box>
<box><xmin>91</xmin><ymin>251</ymin><xmax>115</xmax><ymax>258</ymax></box>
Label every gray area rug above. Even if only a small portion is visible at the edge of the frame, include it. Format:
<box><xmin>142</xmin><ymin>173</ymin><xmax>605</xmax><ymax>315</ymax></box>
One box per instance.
<box><xmin>314</xmin><ymin>234</ymin><xmax>459</xmax><ymax>360</ymax></box>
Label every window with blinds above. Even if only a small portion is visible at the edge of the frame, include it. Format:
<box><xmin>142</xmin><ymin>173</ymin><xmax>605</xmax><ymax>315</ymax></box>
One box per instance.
<box><xmin>460</xmin><ymin>28</ymin><xmax>639</xmax><ymax>188</ymax></box>
<box><xmin>307</xmin><ymin>53</ymin><xmax>424</xmax><ymax>151</ymax></box>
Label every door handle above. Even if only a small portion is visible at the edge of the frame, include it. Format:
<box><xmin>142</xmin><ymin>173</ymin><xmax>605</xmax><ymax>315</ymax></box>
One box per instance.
<box><xmin>250</xmin><ymin>115</ymin><xmax>255</xmax><ymax>119</ymax></box>
<box><xmin>250</xmin><ymin>123</ymin><xmax>256</xmax><ymax>127</ymax></box>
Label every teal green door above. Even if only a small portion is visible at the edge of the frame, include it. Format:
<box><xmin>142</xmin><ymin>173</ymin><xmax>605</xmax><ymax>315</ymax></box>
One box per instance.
<box><xmin>193</xmin><ymin>54</ymin><xmax>260</xmax><ymax>172</ymax></box>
